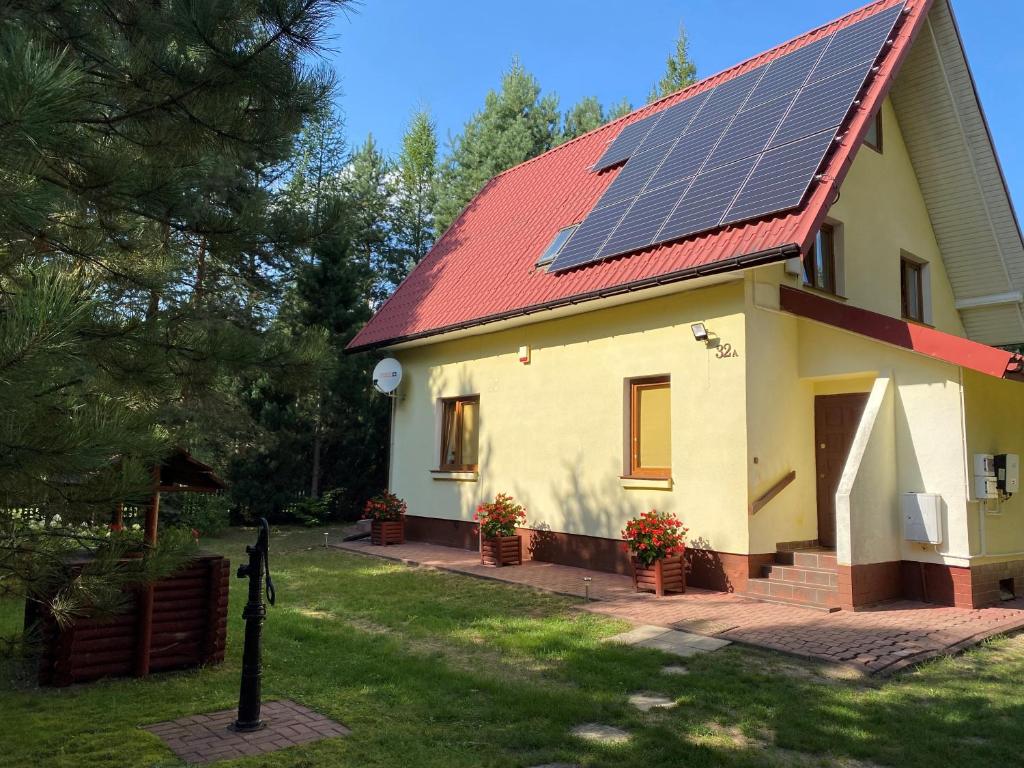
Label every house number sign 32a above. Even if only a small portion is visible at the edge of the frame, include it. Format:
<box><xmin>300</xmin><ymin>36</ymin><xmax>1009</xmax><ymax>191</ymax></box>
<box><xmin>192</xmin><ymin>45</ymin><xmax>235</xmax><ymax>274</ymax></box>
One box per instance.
<box><xmin>715</xmin><ymin>343</ymin><xmax>740</xmax><ymax>359</ymax></box>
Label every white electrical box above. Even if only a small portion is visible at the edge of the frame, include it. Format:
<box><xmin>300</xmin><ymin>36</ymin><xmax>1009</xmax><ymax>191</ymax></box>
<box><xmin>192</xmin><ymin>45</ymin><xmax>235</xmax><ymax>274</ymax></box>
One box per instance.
<box><xmin>974</xmin><ymin>476</ymin><xmax>999</xmax><ymax>500</ymax></box>
<box><xmin>972</xmin><ymin>453</ymin><xmax>998</xmax><ymax>501</ymax></box>
<box><xmin>996</xmin><ymin>453</ymin><xmax>1020</xmax><ymax>495</ymax></box>
<box><xmin>974</xmin><ymin>453</ymin><xmax>995</xmax><ymax>477</ymax></box>
<box><xmin>902</xmin><ymin>493</ymin><xmax>943</xmax><ymax>544</ymax></box>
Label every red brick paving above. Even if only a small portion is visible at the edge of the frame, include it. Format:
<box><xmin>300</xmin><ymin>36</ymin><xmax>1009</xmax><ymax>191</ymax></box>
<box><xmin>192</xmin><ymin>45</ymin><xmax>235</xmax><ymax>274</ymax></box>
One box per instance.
<box><xmin>339</xmin><ymin>539</ymin><xmax>1024</xmax><ymax>675</ymax></box>
<box><xmin>143</xmin><ymin>699</ymin><xmax>349</xmax><ymax>764</ymax></box>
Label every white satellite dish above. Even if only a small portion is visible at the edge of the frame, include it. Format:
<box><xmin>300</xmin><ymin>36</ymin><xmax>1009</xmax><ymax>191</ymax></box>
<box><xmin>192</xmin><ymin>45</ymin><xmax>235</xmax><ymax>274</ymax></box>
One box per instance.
<box><xmin>372</xmin><ymin>357</ymin><xmax>403</xmax><ymax>395</ymax></box>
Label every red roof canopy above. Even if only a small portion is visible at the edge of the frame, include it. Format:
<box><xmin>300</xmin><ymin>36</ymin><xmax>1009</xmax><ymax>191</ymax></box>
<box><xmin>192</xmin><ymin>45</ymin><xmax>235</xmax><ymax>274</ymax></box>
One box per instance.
<box><xmin>349</xmin><ymin>0</ymin><xmax>928</xmax><ymax>352</ymax></box>
<box><xmin>780</xmin><ymin>286</ymin><xmax>1024</xmax><ymax>381</ymax></box>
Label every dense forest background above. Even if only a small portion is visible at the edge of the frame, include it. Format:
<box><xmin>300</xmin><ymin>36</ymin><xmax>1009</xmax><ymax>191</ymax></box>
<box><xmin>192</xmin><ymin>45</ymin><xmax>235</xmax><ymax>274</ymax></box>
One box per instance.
<box><xmin>0</xmin><ymin>1</ymin><xmax>698</xmax><ymax>530</ymax></box>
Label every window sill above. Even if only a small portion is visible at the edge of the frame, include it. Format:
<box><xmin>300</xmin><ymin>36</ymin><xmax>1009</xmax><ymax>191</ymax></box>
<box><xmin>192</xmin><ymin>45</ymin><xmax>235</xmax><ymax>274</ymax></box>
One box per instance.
<box><xmin>430</xmin><ymin>470</ymin><xmax>478</xmax><ymax>482</ymax></box>
<box><xmin>619</xmin><ymin>476</ymin><xmax>673</xmax><ymax>490</ymax></box>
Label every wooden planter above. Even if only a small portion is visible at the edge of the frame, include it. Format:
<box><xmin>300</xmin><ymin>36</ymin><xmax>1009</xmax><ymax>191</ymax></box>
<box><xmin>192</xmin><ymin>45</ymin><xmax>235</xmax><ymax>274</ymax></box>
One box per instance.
<box><xmin>480</xmin><ymin>534</ymin><xmax>523</xmax><ymax>567</ymax></box>
<box><xmin>631</xmin><ymin>553</ymin><xmax>685</xmax><ymax>596</ymax></box>
<box><xmin>371</xmin><ymin>519</ymin><xmax>405</xmax><ymax>545</ymax></box>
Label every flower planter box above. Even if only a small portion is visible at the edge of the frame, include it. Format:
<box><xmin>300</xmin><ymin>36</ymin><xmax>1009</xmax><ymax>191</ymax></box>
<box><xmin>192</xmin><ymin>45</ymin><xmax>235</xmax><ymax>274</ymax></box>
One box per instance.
<box><xmin>631</xmin><ymin>553</ymin><xmax>685</xmax><ymax>596</ymax></box>
<box><xmin>371</xmin><ymin>519</ymin><xmax>405</xmax><ymax>546</ymax></box>
<box><xmin>480</xmin><ymin>535</ymin><xmax>522</xmax><ymax>567</ymax></box>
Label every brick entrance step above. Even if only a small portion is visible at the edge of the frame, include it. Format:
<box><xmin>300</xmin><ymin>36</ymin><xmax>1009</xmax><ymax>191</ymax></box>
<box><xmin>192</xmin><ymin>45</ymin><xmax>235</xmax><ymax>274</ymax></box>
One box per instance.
<box><xmin>742</xmin><ymin>548</ymin><xmax>841</xmax><ymax>612</ymax></box>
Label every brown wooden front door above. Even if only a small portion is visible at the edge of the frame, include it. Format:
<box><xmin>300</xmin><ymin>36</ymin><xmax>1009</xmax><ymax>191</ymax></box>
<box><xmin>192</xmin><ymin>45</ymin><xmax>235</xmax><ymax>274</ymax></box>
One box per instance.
<box><xmin>814</xmin><ymin>393</ymin><xmax>868</xmax><ymax>549</ymax></box>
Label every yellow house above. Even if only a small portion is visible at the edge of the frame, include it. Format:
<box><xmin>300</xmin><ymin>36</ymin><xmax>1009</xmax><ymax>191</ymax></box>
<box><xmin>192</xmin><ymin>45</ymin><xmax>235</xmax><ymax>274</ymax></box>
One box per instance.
<box><xmin>348</xmin><ymin>0</ymin><xmax>1024</xmax><ymax>611</ymax></box>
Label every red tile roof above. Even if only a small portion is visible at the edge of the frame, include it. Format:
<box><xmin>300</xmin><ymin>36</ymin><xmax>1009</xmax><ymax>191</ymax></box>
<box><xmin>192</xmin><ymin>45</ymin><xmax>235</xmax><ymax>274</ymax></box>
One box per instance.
<box><xmin>349</xmin><ymin>0</ymin><xmax>929</xmax><ymax>352</ymax></box>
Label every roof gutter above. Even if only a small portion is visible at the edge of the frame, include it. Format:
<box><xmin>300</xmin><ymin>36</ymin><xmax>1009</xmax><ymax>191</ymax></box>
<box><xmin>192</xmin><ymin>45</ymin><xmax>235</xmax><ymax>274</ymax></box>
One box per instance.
<box><xmin>346</xmin><ymin>243</ymin><xmax>801</xmax><ymax>354</ymax></box>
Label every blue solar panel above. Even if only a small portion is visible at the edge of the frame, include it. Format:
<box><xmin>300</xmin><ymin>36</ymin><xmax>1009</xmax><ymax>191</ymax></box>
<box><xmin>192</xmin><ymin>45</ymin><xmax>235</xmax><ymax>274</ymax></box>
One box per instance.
<box><xmin>705</xmin><ymin>93</ymin><xmax>796</xmax><ymax>171</ymax></box>
<box><xmin>807</xmin><ymin>3</ymin><xmax>904</xmax><ymax>84</ymax></box>
<box><xmin>599</xmin><ymin>180</ymin><xmax>689</xmax><ymax>259</ymax></box>
<box><xmin>639</xmin><ymin>92</ymin><xmax>709</xmax><ymax>150</ymax></box>
<box><xmin>688</xmin><ymin>65</ymin><xmax>766</xmax><ymax>129</ymax></box>
<box><xmin>657</xmin><ymin>157</ymin><xmax>758</xmax><ymax>243</ymax></box>
<box><xmin>724</xmin><ymin>129</ymin><xmax>836</xmax><ymax>223</ymax></box>
<box><xmin>647</xmin><ymin>118</ymin><xmax>729</xmax><ymax>191</ymax></box>
<box><xmin>558</xmin><ymin>1</ymin><xmax>905</xmax><ymax>273</ymax></box>
<box><xmin>548</xmin><ymin>199</ymin><xmax>631</xmax><ymax>271</ymax></box>
<box><xmin>592</xmin><ymin>112</ymin><xmax>661</xmax><ymax>171</ymax></box>
<box><xmin>769</xmin><ymin>61</ymin><xmax>871</xmax><ymax>148</ymax></box>
<box><xmin>594</xmin><ymin>142</ymin><xmax>672</xmax><ymax>208</ymax></box>
<box><xmin>745</xmin><ymin>37</ymin><xmax>829</xmax><ymax>108</ymax></box>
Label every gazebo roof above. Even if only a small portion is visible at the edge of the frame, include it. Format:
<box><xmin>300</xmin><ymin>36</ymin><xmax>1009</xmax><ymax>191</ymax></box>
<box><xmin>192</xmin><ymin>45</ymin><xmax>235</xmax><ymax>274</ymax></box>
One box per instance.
<box><xmin>157</xmin><ymin>448</ymin><xmax>227</xmax><ymax>494</ymax></box>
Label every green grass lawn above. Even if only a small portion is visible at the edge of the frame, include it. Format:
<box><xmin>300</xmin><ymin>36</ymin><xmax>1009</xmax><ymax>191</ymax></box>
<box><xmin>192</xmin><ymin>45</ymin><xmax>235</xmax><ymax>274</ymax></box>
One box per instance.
<box><xmin>2</xmin><ymin>526</ymin><xmax>1023</xmax><ymax>767</ymax></box>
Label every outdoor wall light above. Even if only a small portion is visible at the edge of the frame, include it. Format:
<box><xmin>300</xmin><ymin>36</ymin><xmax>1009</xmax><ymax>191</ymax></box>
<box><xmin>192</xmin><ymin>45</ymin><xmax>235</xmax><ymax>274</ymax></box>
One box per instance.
<box><xmin>691</xmin><ymin>323</ymin><xmax>709</xmax><ymax>342</ymax></box>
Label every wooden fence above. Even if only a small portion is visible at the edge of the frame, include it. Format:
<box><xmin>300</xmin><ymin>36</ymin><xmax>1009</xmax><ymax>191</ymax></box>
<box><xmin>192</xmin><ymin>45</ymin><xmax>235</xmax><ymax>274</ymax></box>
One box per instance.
<box><xmin>32</xmin><ymin>554</ymin><xmax>230</xmax><ymax>686</ymax></box>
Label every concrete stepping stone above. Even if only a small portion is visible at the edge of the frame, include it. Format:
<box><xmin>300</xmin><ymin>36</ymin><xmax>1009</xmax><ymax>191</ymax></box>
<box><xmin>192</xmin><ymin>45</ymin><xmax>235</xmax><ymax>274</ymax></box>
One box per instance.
<box><xmin>605</xmin><ymin>624</ymin><xmax>669</xmax><ymax>645</ymax></box>
<box><xmin>628</xmin><ymin>692</ymin><xmax>678</xmax><ymax>711</ymax></box>
<box><xmin>661</xmin><ymin>665</ymin><xmax>690</xmax><ymax>675</ymax></box>
<box><xmin>605</xmin><ymin>624</ymin><xmax>731</xmax><ymax>658</ymax></box>
<box><xmin>570</xmin><ymin>723</ymin><xmax>631</xmax><ymax>744</ymax></box>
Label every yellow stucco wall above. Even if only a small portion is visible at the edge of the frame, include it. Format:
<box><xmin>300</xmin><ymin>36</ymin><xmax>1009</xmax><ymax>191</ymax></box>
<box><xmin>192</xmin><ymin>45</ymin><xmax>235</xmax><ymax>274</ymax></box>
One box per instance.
<box><xmin>744</xmin><ymin>278</ymin><xmax>817</xmax><ymax>552</ymax></box>
<box><xmin>743</xmin><ymin>97</ymin><xmax>976</xmax><ymax>563</ymax></box>
<box><xmin>963</xmin><ymin>370</ymin><xmax>1024</xmax><ymax>562</ymax></box>
<box><xmin>744</xmin><ymin>282</ymin><xmax>973</xmax><ymax>563</ymax></box>
<box><xmin>836</xmin><ymin>375</ymin><xmax>901</xmax><ymax>566</ymax></box>
<box><xmin>389</xmin><ymin>283</ymin><xmax>752</xmax><ymax>552</ymax></box>
<box><xmin>814</xmin><ymin>98</ymin><xmax>961</xmax><ymax>335</ymax></box>
<box><xmin>827</xmin><ymin>98</ymin><xmax>965</xmax><ymax>335</ymax></box>
<box><xmin>770</xmin><ymin>316</ymin><xmax>971</xmax><ymax>564</ymax></box>
<box><xmin>385</xmin><ymin>96</ymin><xmax>998</xmax><ymax>566</ymax></box>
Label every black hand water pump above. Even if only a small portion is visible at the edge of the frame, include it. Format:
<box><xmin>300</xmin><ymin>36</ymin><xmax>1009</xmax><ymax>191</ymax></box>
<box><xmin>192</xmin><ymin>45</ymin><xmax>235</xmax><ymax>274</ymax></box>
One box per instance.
<box><xmin>231</xmin><ymin>518</ymin><xmax>276</xmax><ymax>732</ymax></box>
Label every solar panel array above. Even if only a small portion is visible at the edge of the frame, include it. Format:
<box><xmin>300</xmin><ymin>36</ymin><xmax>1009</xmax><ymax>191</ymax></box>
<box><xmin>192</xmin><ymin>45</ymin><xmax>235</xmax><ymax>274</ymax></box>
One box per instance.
<box><xmin>552</xmin><ymin>1</ymin><xmax>905</xmax><ymax>273</ymax></box>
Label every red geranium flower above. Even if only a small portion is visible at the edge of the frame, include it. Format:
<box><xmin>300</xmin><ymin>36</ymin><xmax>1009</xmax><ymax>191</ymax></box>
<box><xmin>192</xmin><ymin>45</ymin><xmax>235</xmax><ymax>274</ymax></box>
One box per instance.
<box><xmin>476</xmin><ymin>493</ymin><xmax>527</xmax><ymax>538</ymax></box>
<box><xmin>620</xmin><ymin>509</ymin><xmax>688</xmax><ymax>566</ymax></box>
<box><xmin>363</xmin><ymin>491</ymin><xmax>407</xmax><ymax>521</ymax></box>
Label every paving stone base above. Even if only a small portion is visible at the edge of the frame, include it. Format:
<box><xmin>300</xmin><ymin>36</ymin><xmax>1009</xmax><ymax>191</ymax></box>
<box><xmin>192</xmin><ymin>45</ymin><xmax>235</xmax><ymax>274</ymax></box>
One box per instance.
<box><xmin>339</xmin><ymin>540</ymin><xmax>1024</xmax><ymax>674</ymax></box>
<box><xmin>144</xmin><ymin>699</ymin><xmax>349</xmax><ymax>764</ymax></box>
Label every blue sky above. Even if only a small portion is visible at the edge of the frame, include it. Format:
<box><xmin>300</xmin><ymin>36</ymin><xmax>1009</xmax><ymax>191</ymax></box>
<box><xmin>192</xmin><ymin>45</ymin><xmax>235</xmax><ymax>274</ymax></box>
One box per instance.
<box><xmin>327</xmin><ymin>1</ymin><xmax>1024</xmax><ymax>205</ymax></box>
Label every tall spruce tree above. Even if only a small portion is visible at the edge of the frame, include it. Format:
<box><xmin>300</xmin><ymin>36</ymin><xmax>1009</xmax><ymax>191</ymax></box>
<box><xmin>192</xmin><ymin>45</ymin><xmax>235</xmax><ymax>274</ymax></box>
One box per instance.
<box><xmin>346</xmin><ymin>135</ymin><xmax>396</xmax><ymax>306</ymax></box>
<box><xmin>285</xmin><ymin>106</ymin><xmax>350</xmax><ymax>255</ymax></box>
<box><xmin>607</xmin><ymin>97</ymin><xmax>635</xmax><ymax>122</ymax></box>
<box><xmin>392</xmin><ymin>109</ymin><xmax>438</xmax><ymax>271</ymax></box>
<box><xmin>434</xmin><ymin>58</ymin><xmax>561</xmax><ymax>233</ymax></box>
<box><xmin>649</xmin><ymin>22</ymin><xmax>699</xmax><ymax>102</ymax></box>
<box><xmin>0</xmin><ymin>0</ymin><xmax>346</xmax><ymax>627</ymax></box>
<box><xmin>560</xmin><ymin>97</ymin><xmax>605</xmax><ymax>143</ymax></box>
<box><xmin>559</xmin><ymin>96</ymin><xmax>635</xmax><ymax>144</ymax></box>
<box><xmin>229</xmin><ymin>113</ymin><xmax>392</xmax><ymax>511</ymax></box>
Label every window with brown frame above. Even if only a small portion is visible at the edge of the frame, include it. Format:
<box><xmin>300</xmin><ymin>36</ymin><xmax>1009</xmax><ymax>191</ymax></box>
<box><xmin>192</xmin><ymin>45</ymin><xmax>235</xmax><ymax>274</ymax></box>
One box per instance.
<box><xmin>628</xmin><ymin>377</ymin><xmax>671</xmax><ymax>479</ymax></box>
<box><xmin>864</xmin><ymin>110</ymin><xmax>883</xmax><ymax>152</ymax></box>
<box><xmin>439</xmin><ymin>396</ymin><xmax>479</xmax><ymax>471</ymax></box>
<box><xmin>901</xmin><ymin>257</ymin><xmax>925</xmax><ymax>322</ymax></box>
<box><xmin>803</xmin><ymin>223</ymin><xmax>837</xmax><ymax>294</ymax></box>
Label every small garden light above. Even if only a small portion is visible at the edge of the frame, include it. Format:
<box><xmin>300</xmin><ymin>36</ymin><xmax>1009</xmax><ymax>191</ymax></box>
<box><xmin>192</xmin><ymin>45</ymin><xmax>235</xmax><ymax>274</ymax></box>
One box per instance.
<box><xmin>323</xmin><ymin>532</ymin><xmax>330</xmax><ymax>548</ymax></box>
<box><xmin>583</xmin><ymin>576</ymin><xmax>593</xmax><ymax>602</ymax></box>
